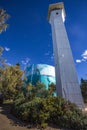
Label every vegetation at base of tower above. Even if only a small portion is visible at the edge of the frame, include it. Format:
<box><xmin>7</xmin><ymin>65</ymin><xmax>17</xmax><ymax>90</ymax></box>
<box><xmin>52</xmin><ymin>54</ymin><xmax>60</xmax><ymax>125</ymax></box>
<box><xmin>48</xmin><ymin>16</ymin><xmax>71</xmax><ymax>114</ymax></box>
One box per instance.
<box><xmin>11</xmin><ymin>95</ymin><xmax>87</xmax><ymax>130</ymax></box>
<box><xmin>11</xmin><ymin>81</ymin><xmax>87</xmax><ymax>130</ymax></box>
<box><xmin>81</xmin><ymin>78</ymin><xmax>87</xmax><ymax>103</ymax></box>
<box><xmin>1</xmin><ymin>62</ymin><xmax>87</xmax><ymax>130</ymax></box>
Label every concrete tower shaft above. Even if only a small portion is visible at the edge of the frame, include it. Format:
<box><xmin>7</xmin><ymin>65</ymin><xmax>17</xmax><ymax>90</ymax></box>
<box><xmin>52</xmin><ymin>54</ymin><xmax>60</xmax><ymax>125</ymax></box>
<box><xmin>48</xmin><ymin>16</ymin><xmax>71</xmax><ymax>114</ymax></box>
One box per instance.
<box><xmin>48</xmin><ymin>2</ymin><xmax>84</xmax><ymax>109</ymax></box>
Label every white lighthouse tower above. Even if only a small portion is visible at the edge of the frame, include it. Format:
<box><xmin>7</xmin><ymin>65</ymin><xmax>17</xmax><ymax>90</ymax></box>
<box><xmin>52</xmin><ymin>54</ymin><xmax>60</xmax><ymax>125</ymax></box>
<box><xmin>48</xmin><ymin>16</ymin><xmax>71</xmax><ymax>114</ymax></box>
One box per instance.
<box><xmin>48</xmin><ymin>2</ymin><xmax>84</xmax><ymax>109</ymax></box>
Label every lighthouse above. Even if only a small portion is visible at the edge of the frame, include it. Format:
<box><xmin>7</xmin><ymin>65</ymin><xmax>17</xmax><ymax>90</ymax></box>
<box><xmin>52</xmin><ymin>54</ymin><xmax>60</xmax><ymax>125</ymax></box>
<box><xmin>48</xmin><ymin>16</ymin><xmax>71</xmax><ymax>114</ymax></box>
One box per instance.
<box><xmin>48</xmin><ymin>2</ymin><xmax>84</xmax><ymax>109</ymax></box>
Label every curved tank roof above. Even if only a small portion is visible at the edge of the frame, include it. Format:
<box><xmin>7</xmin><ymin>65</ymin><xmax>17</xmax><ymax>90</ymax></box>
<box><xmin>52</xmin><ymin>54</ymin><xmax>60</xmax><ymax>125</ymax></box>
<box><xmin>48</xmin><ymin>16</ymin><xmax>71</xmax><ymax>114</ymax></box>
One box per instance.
<box><xmin>26</xmin><ymin>64</ymin><xmax>55</xmax><ymax>76</ymax></box>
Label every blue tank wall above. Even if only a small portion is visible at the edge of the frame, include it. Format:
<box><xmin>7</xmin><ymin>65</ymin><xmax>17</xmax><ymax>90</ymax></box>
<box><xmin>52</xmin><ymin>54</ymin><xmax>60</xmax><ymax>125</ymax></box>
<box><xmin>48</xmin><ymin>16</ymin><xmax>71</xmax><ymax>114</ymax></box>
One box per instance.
<box><xmin>25</xmin><ymin>64</ymin><xmax>56</xmax><ymax>89</ymax></box>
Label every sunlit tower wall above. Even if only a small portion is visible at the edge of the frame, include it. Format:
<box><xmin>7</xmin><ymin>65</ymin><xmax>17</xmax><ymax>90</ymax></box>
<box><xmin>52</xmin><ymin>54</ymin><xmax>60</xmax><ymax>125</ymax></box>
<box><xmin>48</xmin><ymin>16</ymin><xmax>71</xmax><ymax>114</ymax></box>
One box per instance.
<box><xmin>48</xmin><ymin>2</ymin><xmax>84</xmax><ymax>109</ymax></box>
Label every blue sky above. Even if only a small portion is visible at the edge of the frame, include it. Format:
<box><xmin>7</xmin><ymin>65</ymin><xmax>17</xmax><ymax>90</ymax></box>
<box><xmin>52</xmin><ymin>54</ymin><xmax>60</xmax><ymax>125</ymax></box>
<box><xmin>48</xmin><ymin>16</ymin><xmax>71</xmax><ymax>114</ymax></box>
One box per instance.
<box><xmin>0</xmin><ymin>0</ymin><xmax>87</xmax><ymax>80</ymax></box>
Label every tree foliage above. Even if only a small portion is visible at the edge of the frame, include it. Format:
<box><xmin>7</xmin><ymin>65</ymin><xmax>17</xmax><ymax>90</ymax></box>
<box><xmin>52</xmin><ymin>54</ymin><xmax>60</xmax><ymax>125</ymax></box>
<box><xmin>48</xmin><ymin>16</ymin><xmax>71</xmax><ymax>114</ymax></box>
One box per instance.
<box><xmin>81</xmin><ymin>78</ymin><xmax>87</xmax><ymax>103</ymax></box>
<box><xmin>0</xmin><ymin>64</ymin><xmax>23</xmax><ymax>99</ymax></box>
<box><xmin>11</xmin><ymin>78</ymin><xmax>87</xmax><ymax>129</ymax></box>
<box><xmin>0</xmin><ymin>9</ymin><xmax>10</xmax><ymax>68</ymax></box>
<box><xmin>12</xmin><ymin>96</ymin><xmax>87</xmax><ymax>130</ymax></box>
<box><xmin>0</xmin><ymin>46</ymin><xmax>8</xmax><ymax>68</ymax></box>
<box><xmin>23</xmin><ymin>81</ymin><xmax>56</xmax><ymax>100</ymax></box>
<box><xmin>0</xmin><ymin>8</ymin><xmax>9</xmax><ymax>33</ymax></box>
<box><xmin>0</xmin><ymin>9</ymin><xmax>10</xmax><ymax>102</ymax></box>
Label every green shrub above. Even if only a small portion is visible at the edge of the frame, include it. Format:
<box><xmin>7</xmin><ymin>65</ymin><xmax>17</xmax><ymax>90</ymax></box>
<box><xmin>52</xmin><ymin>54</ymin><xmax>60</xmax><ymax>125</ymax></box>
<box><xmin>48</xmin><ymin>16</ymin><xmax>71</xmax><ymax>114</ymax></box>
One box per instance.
<box><xmin>46</xmin><ymin>97</ymin><xmax>87</xmax><ymax>130</ymax></box>
<box><xmin>12</xmin><ymin>97</ymin><xmax>49</xmax><ymax>126</ymax></box>
<box><xmin>12</xmin><ymin>96</ymin><xmax>87</xmax><ymax>130</ymax></box>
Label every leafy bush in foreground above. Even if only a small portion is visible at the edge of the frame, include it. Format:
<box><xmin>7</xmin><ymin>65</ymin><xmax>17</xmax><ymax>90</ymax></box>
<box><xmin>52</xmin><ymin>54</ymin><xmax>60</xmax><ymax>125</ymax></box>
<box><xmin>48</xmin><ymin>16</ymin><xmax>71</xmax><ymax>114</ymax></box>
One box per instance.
<box><xmin>11</xmin><ymin>96</ymin><xmax>87</xmax><ymax>130</ymax></box>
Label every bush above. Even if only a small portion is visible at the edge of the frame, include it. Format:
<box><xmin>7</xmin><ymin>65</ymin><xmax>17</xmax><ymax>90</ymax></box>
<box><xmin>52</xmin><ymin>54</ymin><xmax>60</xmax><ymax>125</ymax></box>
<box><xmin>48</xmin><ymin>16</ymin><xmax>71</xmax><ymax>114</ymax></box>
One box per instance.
<box><xmin>0</xmin><ymin>93</ymin><xmax>4</xmax><ymax>104</ymax></box>
<box><xmin>12</xmin><ymin>97</ymin><xmax>49</xmax><ymax>125</ymax></box>
<box><xmin>12</xmin><ymin>96</ymin><xmax>87</xmax><ymax>130</ymax></box>
<box><xmin>46</xmin><ymin>97</ymin><xmax>87</xmax><ymax>130</ymax></box>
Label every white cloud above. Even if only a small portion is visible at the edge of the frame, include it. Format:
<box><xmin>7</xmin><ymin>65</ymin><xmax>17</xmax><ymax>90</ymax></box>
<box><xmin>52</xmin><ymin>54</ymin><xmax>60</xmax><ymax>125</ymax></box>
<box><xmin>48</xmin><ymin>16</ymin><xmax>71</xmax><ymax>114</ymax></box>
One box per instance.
<box><xmin>76</xmin><ymin>50</ymin><xmax>87</xmax><ymax>64</ymax></box>
<box><xmin>83</xmin><ymin>56</ymin><xmax>87</xmax><ymax>59</ymax></box>
<box><xmin>82</xmin><ymin>50</ymin><xmax>87</xmax><ymax>56</ymax></box>
<box><xmin>6</xmin><ymin>62</ymin><xmax>12</xmax><ymax>66</ymax></box>
<box><xmin>21</xmin><ymin>60</ymin><xmax>27</xmax><ymax>65</ymax></box>
<box><xmin>81</xmin><ymin>50</ymin><xmax>87</xmax><ymax>60</ymax></box>
<box><xmin>5</xmin><ymin>47</ymin><xmax>10</xmax><ymax>51</ymax></box>
<box><xmin>76</xmin><ymin>59</ymin><xmax>82</xmax><ymax>63</ymax></box>
<box><xmin>21</xmin><ymin>57</ymin><xmax>31</xmax><ymax>65</ymax></box>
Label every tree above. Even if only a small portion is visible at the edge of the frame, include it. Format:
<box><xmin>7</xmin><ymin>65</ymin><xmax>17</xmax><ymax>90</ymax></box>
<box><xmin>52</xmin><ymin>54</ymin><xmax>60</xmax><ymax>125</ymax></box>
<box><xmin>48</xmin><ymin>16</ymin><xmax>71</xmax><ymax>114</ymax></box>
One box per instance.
<box><xmin>23</xmin><ymin>81</ymin><xmax>56</xmax><ymax>100</ymax></box>
<box><xmin>0</xmin><ymin>46</ymin><xmax>7</xmax><ymax>68</ymax></box>
<box><xmin>0</xmin><ymin>8</ymin><xmax>10</xmax><ymax>68</ymax></box>
<box><xmin>0</xmin><ymin>64</ymin><xmax>23</xmax><ymax>99</ymax></box>
<box><xmin>81</xmin><ymin>78</ymin><xmax>87</xmax><ymax>103</ymax></box>
<box><xmin>0</xmin><ymin>9</ymin><xmax>9</xmax><ymax>33</ymax></box>
<box><xmin>48</xmin><ymin>83</ymin><xmax>56</xmax><ymax>96</ymax></box>
<box><xmin>23</xmin><ymin>82</ymin><xmax>46</xmax><ymax>100</ymax></box>
<box><xmin>0</xmin><ymin>9</ymin><xmax>10</xmax><ymax>102</ymax></box>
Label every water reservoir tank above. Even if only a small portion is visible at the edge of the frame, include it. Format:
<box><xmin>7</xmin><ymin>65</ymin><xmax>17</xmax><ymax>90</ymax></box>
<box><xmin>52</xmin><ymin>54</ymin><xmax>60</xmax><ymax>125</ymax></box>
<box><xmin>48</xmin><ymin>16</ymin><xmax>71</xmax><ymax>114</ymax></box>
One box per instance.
<box><xmin>25</xmin><ymin>64</ymin><xmax>55</xmax><ymax>89</ymax></box>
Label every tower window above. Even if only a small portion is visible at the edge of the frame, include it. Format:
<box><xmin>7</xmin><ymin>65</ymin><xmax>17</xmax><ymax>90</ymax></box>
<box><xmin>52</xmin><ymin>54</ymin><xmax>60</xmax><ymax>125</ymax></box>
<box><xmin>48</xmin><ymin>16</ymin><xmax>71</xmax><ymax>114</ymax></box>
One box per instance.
<box><xmin>56</xmin><ymin>12</ymin><xmax>58</xmax><ymax>15</ymax></box>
